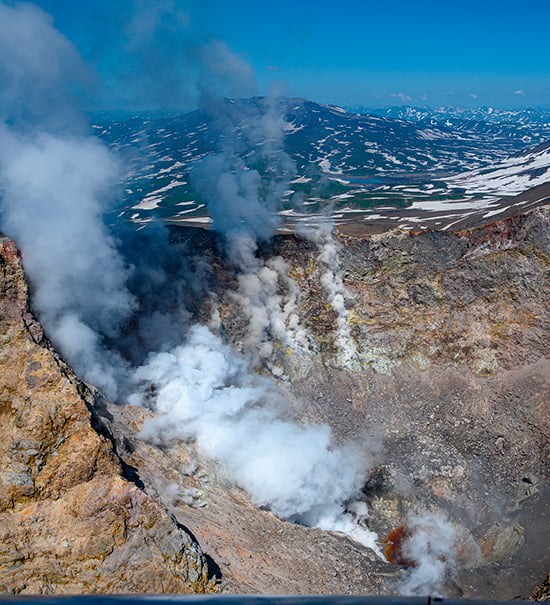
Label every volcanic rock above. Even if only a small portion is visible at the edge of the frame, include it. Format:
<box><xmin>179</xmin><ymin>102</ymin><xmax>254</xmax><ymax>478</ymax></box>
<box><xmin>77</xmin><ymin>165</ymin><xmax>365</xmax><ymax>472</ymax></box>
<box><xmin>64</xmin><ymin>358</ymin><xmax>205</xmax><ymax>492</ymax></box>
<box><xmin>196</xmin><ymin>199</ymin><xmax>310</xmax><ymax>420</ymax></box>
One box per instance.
<box><xmin>0</xmin><ymin>205</ymin><xmax>549</xmax><ymax>597</ymax></box>
<box><xmin>189</xmin><ymin>205</ymin><xmax>550</xmax><ymax>598</ymax></box>
<box><xmin>0</xmin><ymin>237</ymin><xmax>215</xmax><ymax>594</ymax></box>
<box><xmin>532</xmin><ymin>573</ymin><xmax>550</xmax><ymax>601</ymax></box>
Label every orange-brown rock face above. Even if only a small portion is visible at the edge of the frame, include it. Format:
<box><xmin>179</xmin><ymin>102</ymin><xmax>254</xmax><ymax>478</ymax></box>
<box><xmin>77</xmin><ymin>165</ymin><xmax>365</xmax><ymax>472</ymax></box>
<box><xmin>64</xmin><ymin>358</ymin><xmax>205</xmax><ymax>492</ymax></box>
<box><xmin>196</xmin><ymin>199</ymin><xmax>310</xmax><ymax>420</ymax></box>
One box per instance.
<box><xmin>0</xmin><ymin>237</ymin><xmax>215</xmax><ymax>594</ymax></box>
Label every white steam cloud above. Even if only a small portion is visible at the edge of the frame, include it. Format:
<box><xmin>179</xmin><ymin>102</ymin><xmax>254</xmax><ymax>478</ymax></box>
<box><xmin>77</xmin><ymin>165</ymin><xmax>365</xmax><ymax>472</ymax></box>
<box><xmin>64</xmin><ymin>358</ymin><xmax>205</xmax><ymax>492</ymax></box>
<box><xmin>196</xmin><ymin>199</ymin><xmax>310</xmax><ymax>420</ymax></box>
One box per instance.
<box><xmin>0</xmin><ymin>1</ymin><xmax>382</xmax><ymax>559</ymax></box>
<box><xmin>132</xmin><ymin>325</ymin><xmax>379</xmax><ymax>551</ymax></box>
<box><xmin>0</xmin><ymin>2</ymin><xmax>134</xmax><ymax>399</ymax></box>
<box><xmin>225</xmin><ymin>232</ymin><xmax>309</xmax><ymax>374</ymax></box>
<box><xmin>399</xmin><ymin>510</ymin><xmax>458</xmax><ymax>596</ymax></box>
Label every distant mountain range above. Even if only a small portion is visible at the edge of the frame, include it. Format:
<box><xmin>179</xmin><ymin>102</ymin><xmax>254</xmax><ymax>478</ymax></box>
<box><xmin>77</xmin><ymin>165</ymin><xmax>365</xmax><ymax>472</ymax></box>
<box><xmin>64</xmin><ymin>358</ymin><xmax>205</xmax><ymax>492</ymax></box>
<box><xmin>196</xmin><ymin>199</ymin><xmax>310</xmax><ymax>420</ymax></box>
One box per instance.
<box><xmin>352</xmin><ymin>105</ymin><xmax>550</xmax><ymax>146</ymax></box>
<box><xmin>93</xmin><ymin>98</ymin><xmax>550</xmax><ymax>232</ymax></box>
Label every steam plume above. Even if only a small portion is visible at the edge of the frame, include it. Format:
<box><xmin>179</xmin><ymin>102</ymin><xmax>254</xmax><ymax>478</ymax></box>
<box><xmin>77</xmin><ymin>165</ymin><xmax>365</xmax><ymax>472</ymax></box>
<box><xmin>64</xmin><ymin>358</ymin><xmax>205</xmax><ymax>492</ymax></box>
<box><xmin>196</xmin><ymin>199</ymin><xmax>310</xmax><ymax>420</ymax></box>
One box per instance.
<box><xmin>399</xmin><ymin>511</ymin><xmax>457</xmax><ymax>596</ymax></box>
<box><xmin>299</xmin><ymin>222</ymin><xmax>359</xmax><ymax>367</ymax></box>
<box><xmin>0</xmin><ymin>2</ymin><xmax>134</xmax><ymax>399</ymax></box>
<box><xmin>191</xmin><ymin>60</ymin><xmax>307</xmax><ymax>368</ymax></box>
<box><xmin>132</xmin><ymin>325</ymin><xmax>379</xmax><ymax>551</ymax></box>
<box><xmin>0</xmin><ymin>1</ymin><xmax>380</xmax><ymax>556</ymax></box>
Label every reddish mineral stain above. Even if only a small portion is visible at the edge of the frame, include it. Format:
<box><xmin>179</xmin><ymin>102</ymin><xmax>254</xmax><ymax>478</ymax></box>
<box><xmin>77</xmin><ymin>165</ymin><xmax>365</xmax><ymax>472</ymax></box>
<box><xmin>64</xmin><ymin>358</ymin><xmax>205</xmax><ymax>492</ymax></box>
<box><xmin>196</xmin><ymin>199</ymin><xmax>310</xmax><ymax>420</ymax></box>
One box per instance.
<box><xmin>381</xmin><ymin>524</ymin><xmax>416</xmax><ymax>566</ymax></box>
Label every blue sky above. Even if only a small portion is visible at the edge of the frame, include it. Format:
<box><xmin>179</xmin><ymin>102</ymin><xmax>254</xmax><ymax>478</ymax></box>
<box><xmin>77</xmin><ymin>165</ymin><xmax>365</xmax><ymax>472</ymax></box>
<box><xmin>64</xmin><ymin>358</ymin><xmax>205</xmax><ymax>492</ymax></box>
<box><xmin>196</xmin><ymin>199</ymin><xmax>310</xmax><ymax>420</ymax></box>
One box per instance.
<box><xmin>27</xmin><ymin>0</ymin><xmax>550</xmax><ymax>110</ymax></box>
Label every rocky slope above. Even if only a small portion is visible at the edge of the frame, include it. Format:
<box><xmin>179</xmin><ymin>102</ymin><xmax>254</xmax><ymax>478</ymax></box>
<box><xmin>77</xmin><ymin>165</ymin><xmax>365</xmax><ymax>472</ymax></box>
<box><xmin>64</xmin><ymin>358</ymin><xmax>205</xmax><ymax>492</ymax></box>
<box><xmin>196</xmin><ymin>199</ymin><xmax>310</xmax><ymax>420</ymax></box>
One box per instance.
<box><xmin>0</xmin><ymin>206</ymin><xmax>548</xmax><ymax>597</ymax></box>
<box><xmin>168</xmin><ymin>205</ymin><xmax>550</xmax><ymax>597</ymax></box>
<box><xmin>99</xmin><ymin>404</ymin><xmax>390</xmax><ymax>595</ymax></box>
<box><xmin>0</xmin><ymin>237</ymin><xmax>216</xmax><ymax>594</ymax></box>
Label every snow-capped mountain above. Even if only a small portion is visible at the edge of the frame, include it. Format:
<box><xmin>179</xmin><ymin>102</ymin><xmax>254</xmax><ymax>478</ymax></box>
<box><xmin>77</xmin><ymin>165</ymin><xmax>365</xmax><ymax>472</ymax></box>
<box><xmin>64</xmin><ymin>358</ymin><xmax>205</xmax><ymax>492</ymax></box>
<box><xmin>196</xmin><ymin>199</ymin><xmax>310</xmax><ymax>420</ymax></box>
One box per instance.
<box><xmin>277</xmin><ymin>99</ymin><xmax>522</xmax><ymax>175</ymax></box>
<box><xmin>360</xmin><ymin>105</ymin><xmax>550</xmax><ymax>146</ymax></box>
<box><xmin>448</xmin><ymin>140</ymin><xmax>550</xmax><ymax>196</ymax></box>
<box><xmin>92</xmin><ymin>98</ymin><xmax>550</xmax><ymax>232</ymax></box>
<box><xmin>95</xmin><ymin>99</ymin><xmax>545</xmax><ymax>188</ymax></box>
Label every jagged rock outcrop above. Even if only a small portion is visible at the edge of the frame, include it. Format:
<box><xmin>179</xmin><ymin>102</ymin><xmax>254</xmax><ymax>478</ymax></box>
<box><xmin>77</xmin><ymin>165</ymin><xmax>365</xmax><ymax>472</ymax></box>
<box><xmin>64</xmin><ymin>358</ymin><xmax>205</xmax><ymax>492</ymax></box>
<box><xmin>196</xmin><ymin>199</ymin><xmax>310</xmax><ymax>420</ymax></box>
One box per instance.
<box><xmin>532</xmin><ymin>573</ymin><xmax>550</xmax><ymax>601</ymax></box>
<box><xmin>0</xmin><ymin>237</ymin><xmax>216</xmax><ymax>594</ymax></box>
<box><xmin>97</xmin><ymin>403</ymin><xmax>391</xmax><ymax>595</ymax></box>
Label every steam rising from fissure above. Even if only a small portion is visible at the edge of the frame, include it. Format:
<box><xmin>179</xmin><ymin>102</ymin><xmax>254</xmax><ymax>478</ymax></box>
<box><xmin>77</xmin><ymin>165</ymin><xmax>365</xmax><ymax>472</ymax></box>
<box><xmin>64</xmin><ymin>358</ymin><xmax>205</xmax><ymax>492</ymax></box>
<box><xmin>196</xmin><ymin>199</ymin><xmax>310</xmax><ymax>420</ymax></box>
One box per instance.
<box><xmin>0</xmin><ymin>1</ymin><xmax>462</xmax><ymax>588</ymax></box>
<box><xmin>0</xmin><ymin>0</ymin><xmax>379</xmax><ymax>553</ymax></box>
<box><xmin>399</xmin><ymin>511</ymin><xmax>458</xmax><ymax>596</ymax></box>
<box><xmin>131</xmin><ymin>324</ymin><xmax>375</xmax><ymax>547</ymax></box>
<box><xmin>300</xmin><ymin>222</ymin><xmax>359</xmax><ymax>367</ymax></box>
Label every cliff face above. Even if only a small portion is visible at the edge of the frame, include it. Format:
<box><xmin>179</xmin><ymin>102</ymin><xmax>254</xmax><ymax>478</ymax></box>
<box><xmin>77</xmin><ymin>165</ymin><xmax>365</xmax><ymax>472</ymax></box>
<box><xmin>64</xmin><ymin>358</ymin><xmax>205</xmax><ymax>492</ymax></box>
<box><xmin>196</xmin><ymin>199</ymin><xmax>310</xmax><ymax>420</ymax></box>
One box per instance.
<box><xmin>267</xmin><ymin>206</ymin><xmax>550</xmax><ymax>377</ymax></box>
<box><xmin>0</xmin><ymin>207</ymin><xmax>548</xmax><ymax>597</ymax></box>
<box><xmin>0</xmin><ymin>237</ymin><xmax>216</xmax><ymax>594</ymax></box>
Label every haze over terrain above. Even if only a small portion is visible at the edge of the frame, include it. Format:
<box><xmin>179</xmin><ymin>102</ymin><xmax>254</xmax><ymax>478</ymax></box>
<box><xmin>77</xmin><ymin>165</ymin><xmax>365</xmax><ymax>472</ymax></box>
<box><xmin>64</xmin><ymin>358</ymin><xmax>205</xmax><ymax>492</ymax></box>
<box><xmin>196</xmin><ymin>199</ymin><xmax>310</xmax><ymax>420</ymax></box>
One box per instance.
<box><xmin>0</xmin><ymin>0</ymin><xmax>548</xmax><ymax>599</ymax></box>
